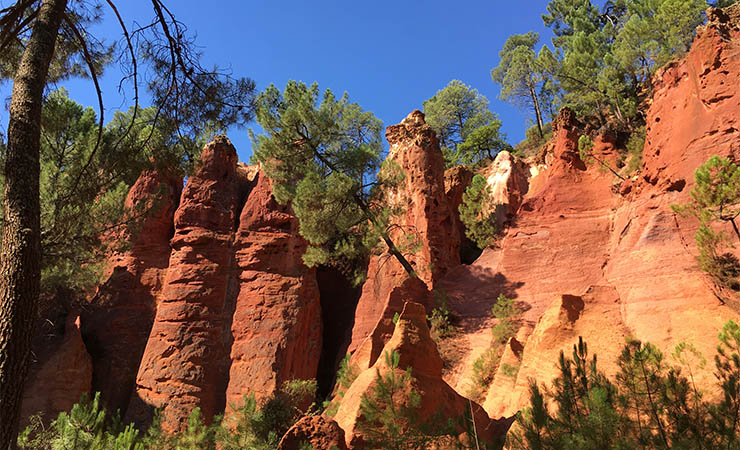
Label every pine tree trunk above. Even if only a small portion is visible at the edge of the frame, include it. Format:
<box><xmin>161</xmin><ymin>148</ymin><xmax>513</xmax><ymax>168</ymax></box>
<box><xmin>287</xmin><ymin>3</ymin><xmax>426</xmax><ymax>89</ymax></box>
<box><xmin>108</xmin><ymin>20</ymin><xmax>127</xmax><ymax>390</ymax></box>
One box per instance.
<box><xmin>0</xmin><ymin>0</ymin><xmax>67</xmax><ymax>448</ymax></box>
<box><xmin>730</xmin><ymin>218</ymin><xmax>740</xmax><ymax>243</ymax></box>
<box><xmin>528</xmin><ymin>80</ymin><xmax>544</xmax><ymax>138</ymax></box>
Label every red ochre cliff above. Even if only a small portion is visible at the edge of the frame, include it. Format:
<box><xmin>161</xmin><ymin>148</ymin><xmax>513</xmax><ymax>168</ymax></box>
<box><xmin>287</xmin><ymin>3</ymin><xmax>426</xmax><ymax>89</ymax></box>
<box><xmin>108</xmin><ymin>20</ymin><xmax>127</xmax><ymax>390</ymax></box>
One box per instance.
<box><xmin>19</xmin><ymin>5</ymin><xmax>740</xmax><ymax>445</ymax></box>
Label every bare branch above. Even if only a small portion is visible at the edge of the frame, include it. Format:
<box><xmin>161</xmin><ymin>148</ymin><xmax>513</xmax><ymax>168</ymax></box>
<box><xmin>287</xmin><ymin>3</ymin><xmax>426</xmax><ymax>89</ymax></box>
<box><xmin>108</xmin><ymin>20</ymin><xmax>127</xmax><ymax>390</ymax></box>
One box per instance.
<box><xmin>60</xmin><ymin>11</ymin><xmax>104</xmax><ymax>201</ymax></box>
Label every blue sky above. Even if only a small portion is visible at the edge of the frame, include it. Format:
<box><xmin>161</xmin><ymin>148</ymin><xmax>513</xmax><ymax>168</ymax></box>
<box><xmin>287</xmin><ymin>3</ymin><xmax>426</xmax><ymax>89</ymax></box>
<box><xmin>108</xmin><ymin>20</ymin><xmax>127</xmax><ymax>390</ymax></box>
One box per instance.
<box><xmin>2</xmin><ymin>0</ymin><xmax>555</xmax><ymax>163</ymax></box>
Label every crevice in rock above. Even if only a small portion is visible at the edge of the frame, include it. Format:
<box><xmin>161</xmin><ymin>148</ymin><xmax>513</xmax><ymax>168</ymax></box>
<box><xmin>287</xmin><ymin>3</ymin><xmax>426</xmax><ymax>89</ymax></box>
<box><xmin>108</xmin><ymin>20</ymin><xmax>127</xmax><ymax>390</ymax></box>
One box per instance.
<box><xmin>460</xmin><ymin>239</ymin><xmax>483</xmax><ymax>265</ymax></box>
<box><xmin>315</xmin><ymin>265</ymin><xmax>362</xmax><ymax>399</ymax></box>
<box><xmin>216</xmin><ymin>246</ymin><xmax>240</xmax><ymax>419</ymax></box>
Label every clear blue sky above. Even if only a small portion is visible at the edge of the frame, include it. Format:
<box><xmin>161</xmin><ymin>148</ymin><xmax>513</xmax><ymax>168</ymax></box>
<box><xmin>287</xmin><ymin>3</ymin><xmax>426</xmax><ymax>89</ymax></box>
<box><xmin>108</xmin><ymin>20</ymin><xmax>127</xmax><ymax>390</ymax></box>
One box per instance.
<box><xmin>2</xmin><ymin>0</ymin><xmax>555</xmax><ymax>163</ymax></box>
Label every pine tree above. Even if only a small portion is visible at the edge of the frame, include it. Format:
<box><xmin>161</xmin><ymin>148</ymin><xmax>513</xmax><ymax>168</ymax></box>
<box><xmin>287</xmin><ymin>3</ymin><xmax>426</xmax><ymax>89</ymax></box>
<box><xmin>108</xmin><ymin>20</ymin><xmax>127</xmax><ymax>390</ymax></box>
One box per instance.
<box><xmin>357</xmin><ymin>350</ymin><xmax>451</xmax><ymax>449</ymax></box>
<box><xmin>422</xmin><ymin>80</ymin><xmax>508</xmax><ymax>167</ymax></box>
<box><xmin>491</xmin><ymin>32</ymin><xmax>557</xmax><ymax>138</ymax></box>
<box><xmin>252</xmin><ymin>81</ymin><xmax>418</xmax><ymax>283</ymax></box>
<box><xmin>0</xmin><ymin>2</ymin><xmax>256</xmax><ymax>441</ymax></box>
<box><xmin>672</xmin><ymin>155</ymin><xmax>740</xmax><ymax>288</ymax></box>
<box><xmin>459</xmin><ymin>174</ymin><xmax>498</xmax><ymax>249</ymax></box>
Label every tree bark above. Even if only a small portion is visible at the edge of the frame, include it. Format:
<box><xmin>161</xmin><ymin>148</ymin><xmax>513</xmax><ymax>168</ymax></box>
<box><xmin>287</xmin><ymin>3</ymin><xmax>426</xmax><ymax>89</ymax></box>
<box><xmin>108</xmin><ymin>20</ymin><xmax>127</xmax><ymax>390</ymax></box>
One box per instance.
<box><xmin>0</xmin><ymin>0</ymin><xmax>67</xmax><ymax>448</ymax></box>
<box><xmin>731</xmin><ymin>218</ymin><xmax>740</xmax><ymax>243</ymax></box>
<box><xmin>528</xmin><ymin>79</ymin><xmax>544</xmax><ymax>138</ymax></box>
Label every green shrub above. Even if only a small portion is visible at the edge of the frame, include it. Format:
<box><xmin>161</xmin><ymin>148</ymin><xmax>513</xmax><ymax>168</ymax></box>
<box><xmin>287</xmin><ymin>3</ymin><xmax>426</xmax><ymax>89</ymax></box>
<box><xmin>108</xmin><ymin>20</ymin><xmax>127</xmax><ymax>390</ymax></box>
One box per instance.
<box><xmin>468</xmin><ymin>294</ymin><xmax>522</xmax><ymax>401</ymax></box>
<box><xmin>491</xmin><ymin>293</ymin><xmax>522</xmax><ymax>344</ymax></box>
<box><xmin>577</xmin><ymin>134</ymin><xmax>594</xmax><ymax>163</ymax></box>
<box><xmin>19</xmin><ymin>379</ymin><xmax>319</xmax><ymax>450</ymax></box>
<box><xmin>324</xmin><ymin>353</ymin><xmax>360</xmax><ymax>417</ymax></box>
<box><xmin>509</xmin><ymin>321</ymin><xmax>740</xmax><ymax>449</ymax></box>
<box><xmin>469</xmin><ymin>347</ymin><xmax>502</xmax><ymax>401</ymax></box>
<box><xmin>459</xmin><ymin>174</ymin><xmax>498</xmax><ymax>249</ymax></box>
<box><xmin>428</xmin><ymin>290</ymin><xmax>455</xmax><ymax>340</ymax></box>
<box><xmin>625</xmin><ymin>125</ymin><xmax>646</xmax><ymax>174</ymax></box>
<box><xmin>513</xmin><ymin>123</ymin><xmax>553</xmax><ymax>158</ymax></box>
<box><xmin>500</xmin><ymin>363</ymin><xmax>520</xmax><ymax>379</ymax></box>
<box><xmin>672</xmin><ymin>155</ymin><xmax>740</xmax><ymax>290</ymax></box>
<box><xmin>18</xmin><ymin>392</ymin><xmax>145</xmax><ymax>450</ymax></box>
<box><xmin>358</xmin><ymin>350</ymin><xmax>455</xmax><ymax>449</ymax></box>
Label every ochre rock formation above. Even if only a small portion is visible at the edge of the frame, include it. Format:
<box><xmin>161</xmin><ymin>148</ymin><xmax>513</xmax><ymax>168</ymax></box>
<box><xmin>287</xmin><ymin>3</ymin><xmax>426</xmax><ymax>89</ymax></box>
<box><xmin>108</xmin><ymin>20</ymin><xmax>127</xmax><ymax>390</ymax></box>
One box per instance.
<box><xmin>444</xmin><ymin>7</ymin><xmax>740</xmax><ymax>418</ymax></box>
<box><xmin>225</xmin><ymin>170</ymin><xmax>321</xmax><ymax>418</ymax></box>
<box><xmin>348</xmin><ymin>110</ymin><xmax>458</xmax><ymax>371</ymax></box>
<box><xmin>278</xmin><ymin>415</ymin><xmax>349</xmax><ymax>450</ymax></box>
<box><xmin>82</xmin><ymin>166</ymin><xmax>182</xmax><ymax>414</ymax></box>
<box><xmin>20</xmin><ymin>316</ymin><xmax>92</xmax><ymax>424</ymax></box>
<box><xmin>127</xmin><ymin>136</ymin><xmax>243</xmax><ymax>430</ymax></box>
<box><xmin>481</xmin><ymin>150</ymin><xmax>532</xmax><ymax>229</ymax></box>
<box><xmin>21</xmin><ymin>7</ymin><xmax>740</xmax><ymax>444</ymax></box>
<box><xmin>444</xmin><ymin>165</ymin><xmax>475</xmax><ymax>261</ymax></box>
<box><xmin>334</xmin><ymin>302</ymin><xmax>512</xmax><ymax>449</ymax></box>
<box><xmin>105</xmin><ymin>137</ymin><xmax>322</xmax><ymax>432</ymax></box>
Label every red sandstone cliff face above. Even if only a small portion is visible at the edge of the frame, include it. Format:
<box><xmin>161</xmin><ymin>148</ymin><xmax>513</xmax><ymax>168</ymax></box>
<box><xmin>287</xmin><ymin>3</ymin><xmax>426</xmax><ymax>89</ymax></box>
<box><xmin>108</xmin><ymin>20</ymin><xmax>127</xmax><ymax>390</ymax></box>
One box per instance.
<box><xmin>82</xmin><ymin>167</ymin><xmax>182</xmax><ymax>415</ymax></box>
<box><xmin>225</xmin><ymin>171</ymin><xmax>321</xmax><ymax>417</ymax></box>
<box><xmin>112</xmin><ymin>138</ymin><xmax>322</xmax><ymax>432</ymax></box>
<box><xmin>442</xmin><ymin>8</ymin><xmax>740</xmax><ymax>417</ymax></box>
<box><xmin>348</xmin><ymin>110</ymin><xmax>459</xmax><ymax>371</ymax></box>
<box><xmin>334</xmin><ymin>302</ymin><xmax>512</xmax><ymax>449</ymax></box>
<box><xmin>127</xmin><ymin>136</ymin><xmax>243</xmax><ymax>430</ymax></box>
<box><xmin>20</xmin><ymin>316</ymin><xmax>92</xmax><ymax>424</ymax></box>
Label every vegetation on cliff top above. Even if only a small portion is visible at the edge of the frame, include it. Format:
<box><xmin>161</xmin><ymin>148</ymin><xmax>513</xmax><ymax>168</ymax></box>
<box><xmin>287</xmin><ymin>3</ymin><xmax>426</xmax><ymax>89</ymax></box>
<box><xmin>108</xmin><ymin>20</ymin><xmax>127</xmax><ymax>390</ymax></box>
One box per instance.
<box><xmin>423</xmin><ymin>80</ymin><xmax>511</xmax><ymax>168</ymax></box>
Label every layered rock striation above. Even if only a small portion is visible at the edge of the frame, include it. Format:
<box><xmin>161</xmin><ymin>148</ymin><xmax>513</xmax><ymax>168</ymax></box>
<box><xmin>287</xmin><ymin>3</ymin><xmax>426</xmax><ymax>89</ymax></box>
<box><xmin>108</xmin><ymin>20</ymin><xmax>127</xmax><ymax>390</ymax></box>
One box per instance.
<box><xmin>334</xmin><ymin>302</ymin><xmax>512</xmax><ymax>449</ymax></box>
<box><xmin>445</xmin><ymin>6</ymin><xmax>740</xmax><ymax>417</ymax></box>
<box><xmin>127</xmin><ymin>137</ymin><xmax>245</xmax><ymax>429</ymax></box>
<box><xmin>225</xmin><ymin>171</ymin><xmax>322</xmax><ymax>418</ymax></box>
<box><xmin>348</xmin><ymin>110</ymin><xmax>459</xmax><ymax>370</ymax></box>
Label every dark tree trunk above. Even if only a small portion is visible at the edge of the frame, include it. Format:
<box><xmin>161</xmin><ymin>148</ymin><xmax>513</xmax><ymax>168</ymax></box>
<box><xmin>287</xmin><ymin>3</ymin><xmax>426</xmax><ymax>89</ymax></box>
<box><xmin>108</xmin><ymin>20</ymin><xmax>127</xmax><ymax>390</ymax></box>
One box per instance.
<box><xmin>528</xmin><ymin>80</ymin><xmax>544</xmax><ymax>139</ymax></box>
<box><xmin>730</xmin><ymin>218</ymin><xmax>740</xmax><ymax>243</ymax></box>
<box><xmin>0</xmin><ymin>0</ymin><xmax>67</xmax><ymax>448</ymax></box>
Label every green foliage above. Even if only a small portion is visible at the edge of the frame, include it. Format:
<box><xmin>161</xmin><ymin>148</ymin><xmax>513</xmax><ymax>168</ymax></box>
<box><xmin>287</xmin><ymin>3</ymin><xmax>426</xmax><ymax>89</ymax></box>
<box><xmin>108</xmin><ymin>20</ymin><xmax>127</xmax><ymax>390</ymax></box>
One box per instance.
<box><xmin>459</xmin><ymin>174</ymin><xmax>498</xmax><ymax>249</ymax></box>
<box><xmin>18</xmin><ymin>392</ymin><xmax>144</xmax><ymax>450</ymax></box>
<box><xmin>173</xmin><ymin>408</ymin><xmax>216</xmax><ymax>450</ymax></box>
<box><xmin>577</xmin><ymin>135</ymin><xmax>595</xmax><ymax>163</ymax></box>
<box><xmin>324</xmin><ymin>354</ymin><xmax>360</xmax><ymax>417</ymax></box>
<box><xmin>214</xmin><ymin>396</ymin><xmax>270</xmax><ymax>450</ymax></box>
<box><xmin>422</xmin><ymin>80</ymin><xmax>509</xmax><ymax>167</ymax></box>
<box><xmin>491</xmin><ymin>32</ymin><xmax>560</xmax><ymax>135</ymax></box>
<box><xmin>428</xmin><ymin>290</ymin><xmax>455</xmax><ymax>341</ymax></box>
<box><xmin>624</xmin><ymin>125</ymin><xmax>646</xmax><ymax>174</ymax></box>
<box><xmin>456</xmin><ymin>122</ymin><xmax>513</xmax><ymax>167</ymax></box>
<box><xmin>501</xmin><ymin>363</ymin><xmax>520</xmax><ymax>379</ymax></box>
<box><xmin>469</xmin><ymin>294</ymin><xmax>523</xmax><ymax>401</ymax></box>
<box><xmin>337</xmin><ymin>354</ymin><xmax>360</xmax><ymax>392</ymax></box>
<box><xmin>491</xmin><ymin>293</ymin><xmax>523</xmax><ymax>345</ymax></box>
<box><xmin>514</xmin><ymin>122</ymin><xmax>553</xmax><ymax>158</ymax></box>
<box><xmin>470</xmin><ymin>347</ymin><xmax>503</xmax><ymax>401</ymax></box>
<box><xmin>252</xmin><ymin>81</ymin><xmax>415</xmax><ymax>282</ymax></box>
<box><xmin>358</xmin><ymin>350</ymin><xmax>454</xmax><ymax>449</ymax></box>
<box><xmin>672</xmin><ymin>155</ymin><xmax>740</xmax><ymax>289</ymax></box>
<box><xmin>392</xmin><ymin>312</ymin><xmax>400</xmax><ymax>325</ymax></box>
<box><xmin>683</xmin><ymin>155</ymin><xmax>740</xmax><ymax>224</ymax></box>
<box><xmin>509</xmin><ymin>321</ymin><xmax>740</xmax><ymax>449</ymax></box>
<box><xmin>0</xmin><ymin>89</ymin><xmax>198</xmax><ymax>303</ymax></box>
<box><xmin>534</xmin><ymin>0</ymin><xmax>709</xmax><ymax>130</ymax></box>
<box><xmin>19</xmin><ymin>379</ymin><xmax>317</xmax><ymax>450</ymax></box>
